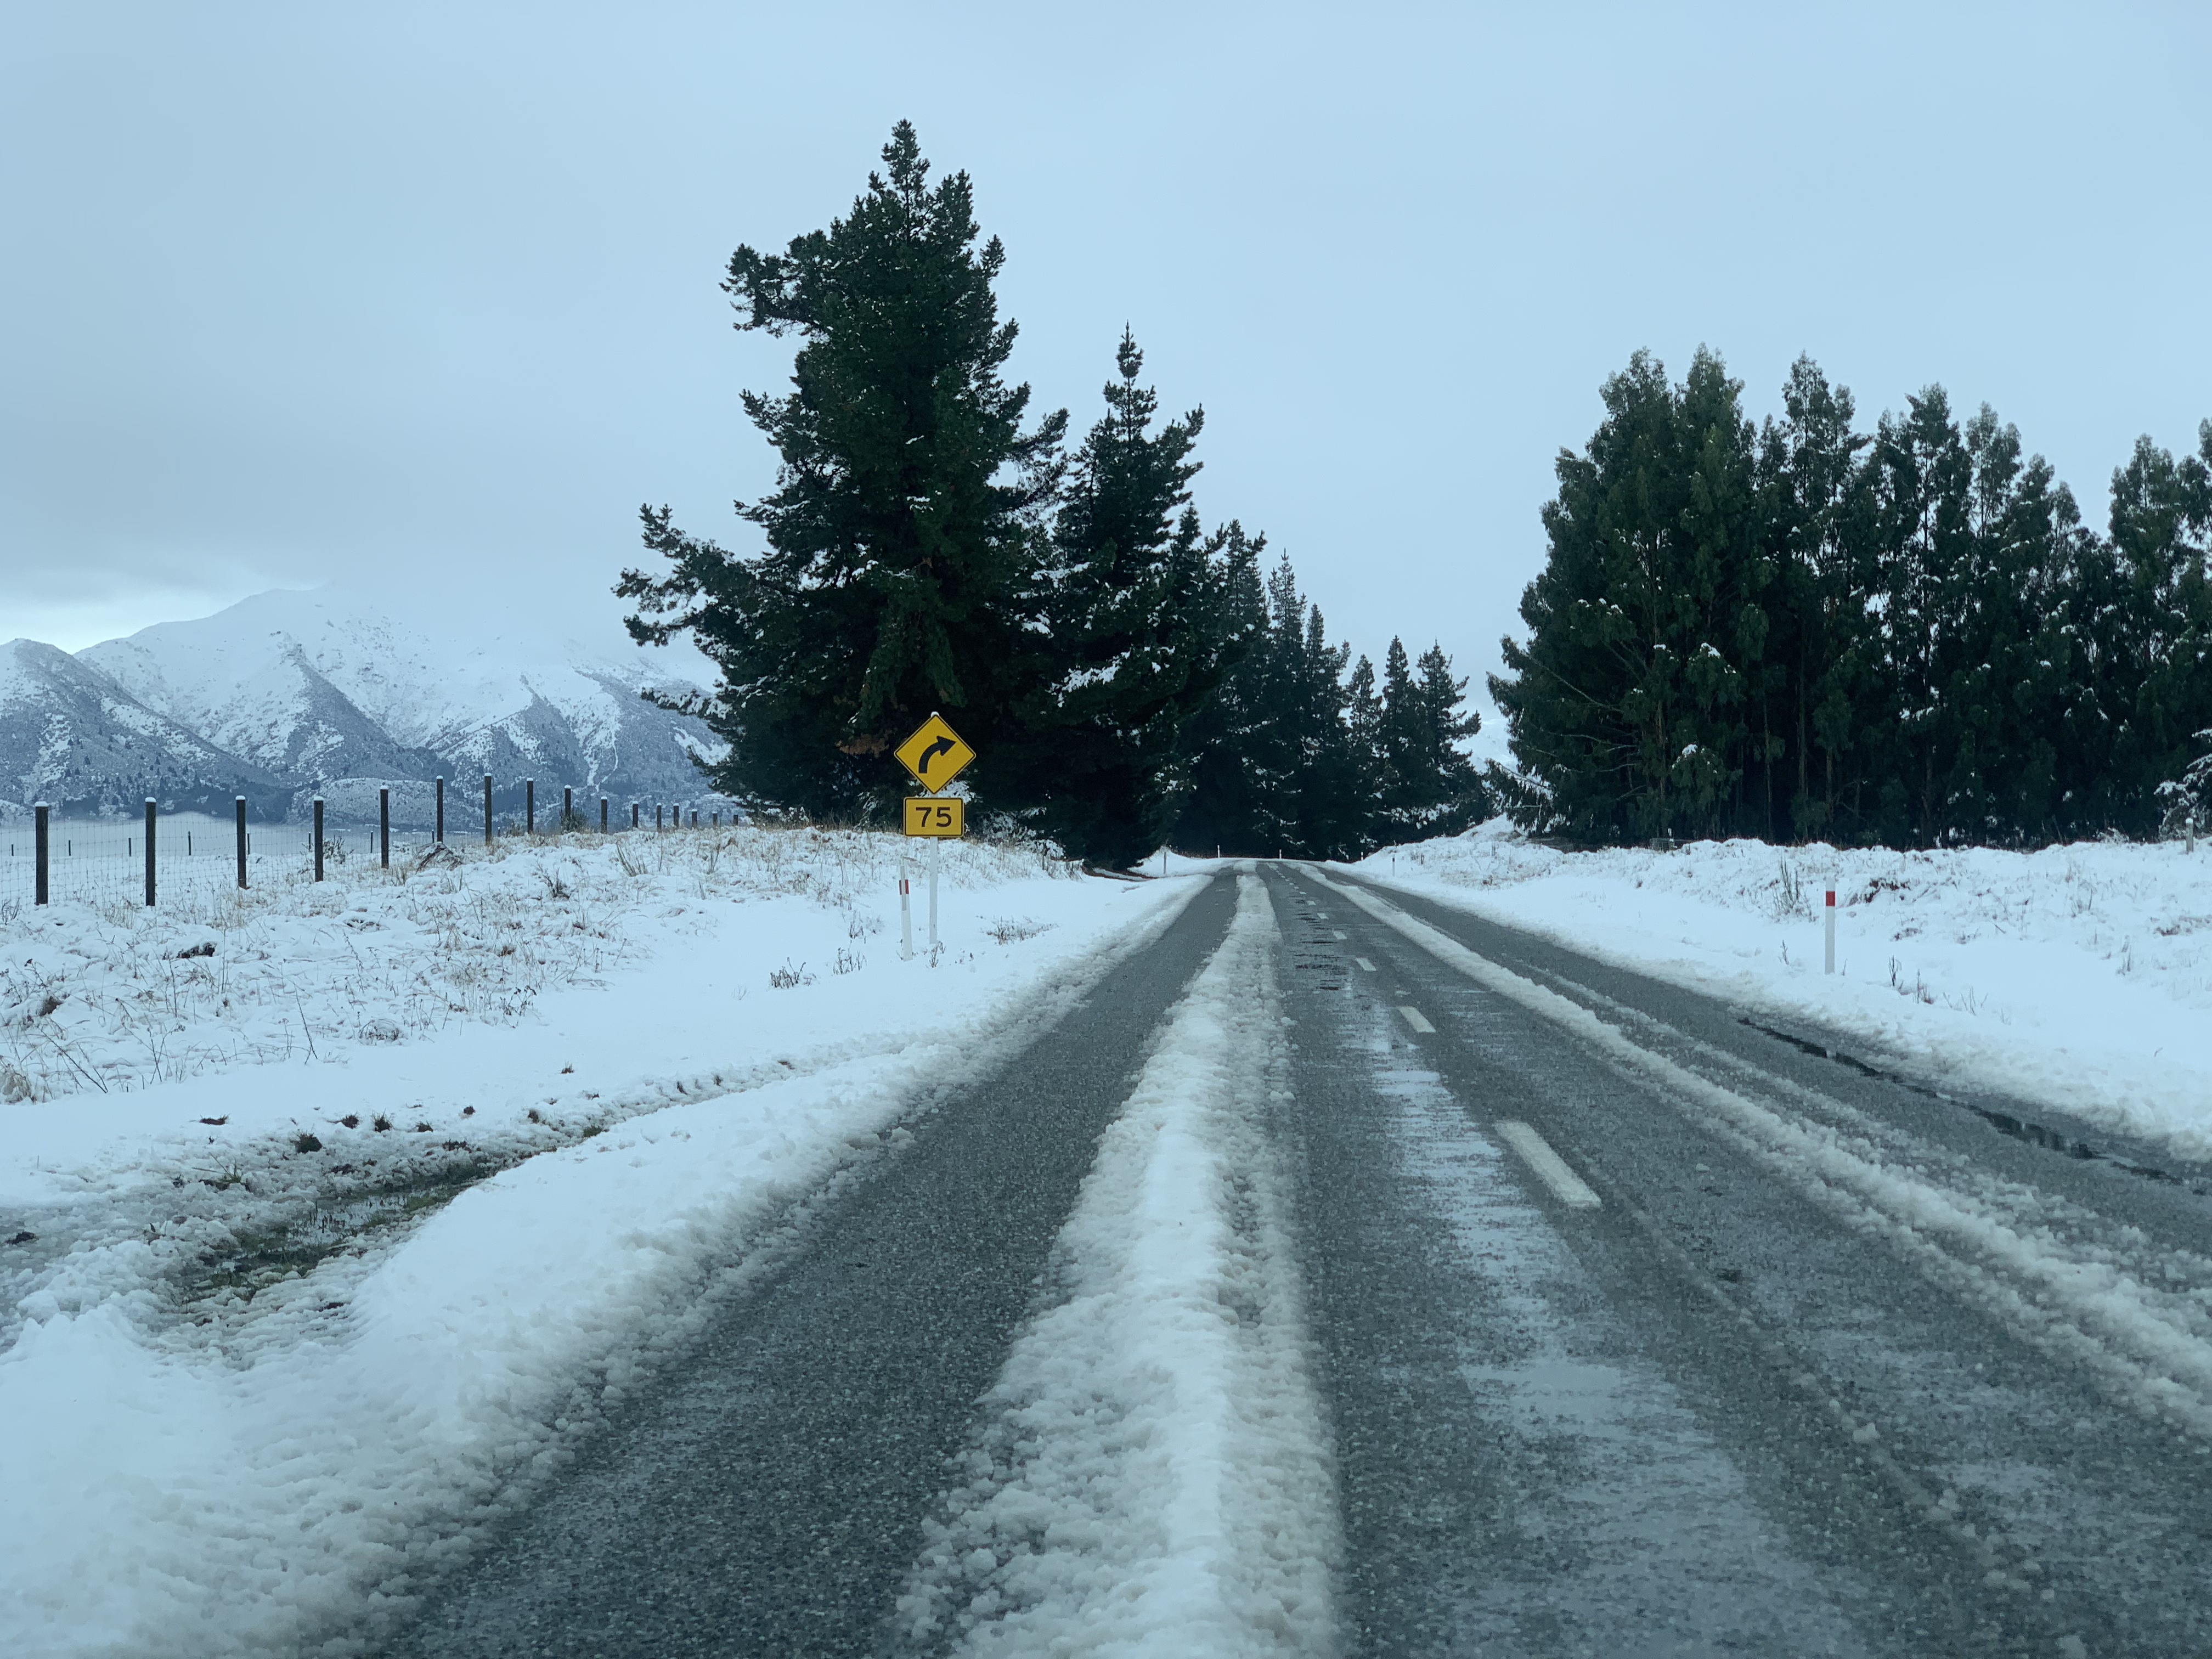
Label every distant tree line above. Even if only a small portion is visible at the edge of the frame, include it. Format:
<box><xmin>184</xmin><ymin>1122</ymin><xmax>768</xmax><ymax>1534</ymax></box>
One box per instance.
<box><xmin>1489</xmin><ymin>351</ymin><xmax>2212</xmax><ymax>847</ymax></box>
<box><xmin>619</xmin><ymin>123</ymin><xmax>1483</xmax><ymax>866</ymax></box>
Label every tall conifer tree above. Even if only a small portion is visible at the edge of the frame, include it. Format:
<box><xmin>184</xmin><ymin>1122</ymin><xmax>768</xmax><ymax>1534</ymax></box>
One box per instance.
<box><xmin>1491</xmin><ymin>349</ymin><xmax>1762</xmax><ymax>840</ymax></box>
<box><xmin>1173</xmin><ymin>524</ymin><xmax>1271</xmax><ymax>854</ymax></box>
<box><xmin>1006</xmin><ymin>331</ymin><xmax>1234</xmax><ymax>864</ymax></box>
<box><xmin>618</xmin><ymin>122</ymin><xmax>1067</xmax><ymax>820</ymax></box>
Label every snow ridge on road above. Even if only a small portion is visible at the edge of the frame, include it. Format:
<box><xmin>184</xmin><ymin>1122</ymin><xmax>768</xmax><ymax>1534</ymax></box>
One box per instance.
<box><xmin>898</xmin><ymin>873</ymin><xmax>1339</xmax><ymax>1657</ymax></box>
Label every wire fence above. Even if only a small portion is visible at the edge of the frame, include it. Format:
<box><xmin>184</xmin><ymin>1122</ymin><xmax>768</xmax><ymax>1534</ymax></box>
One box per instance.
<box><xmin>0</xmin><ymin>792</ymin><xmax>743</xmax><ymax>913</ymax></box>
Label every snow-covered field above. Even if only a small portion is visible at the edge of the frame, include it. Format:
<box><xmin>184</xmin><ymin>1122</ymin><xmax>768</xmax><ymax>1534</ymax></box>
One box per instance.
<box><xmin>1345</xmin><ymin>825</ymin><xmax>2212</xmax><ymax>1159</ymax></box>
<box><xmin>0</xmin><ymin>827</ymin><xmax>1199</xmax><ymax>1658</ymax></box>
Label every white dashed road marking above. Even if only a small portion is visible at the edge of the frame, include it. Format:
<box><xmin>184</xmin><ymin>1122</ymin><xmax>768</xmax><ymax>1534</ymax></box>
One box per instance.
<box><xmin>1495</xmin><ymin>1120</ymin><xmax>1602</xmax><ymax>1209</ymax></box>
<box><xmin>1355</xmin><ymin>958</ymin><xmax>1376</xmax><ymax>973</ymax></box>
<box><xmin>1397</xmin><ymin>1005</ymin><xmax>1435</xmax><ymax>1034</ymax></box>
<box><xmin>1332</xmin><ymin>930</ymin><xmax>1348</xmax><ymax>941</ymax></box>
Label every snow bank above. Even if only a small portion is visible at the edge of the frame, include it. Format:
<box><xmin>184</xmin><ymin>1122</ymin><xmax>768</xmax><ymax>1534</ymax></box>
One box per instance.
<box><xmin>0</xmin><ymin>830</ymin><xmax>1203</xmax><ymax>1658</ymax></box>
<box><xmin>899</xmin><ymin>873</ymin><xmax>1339</xmax><ymax>1657</ymax></box>
<box><xmin>1345</xmin><ymin>824</ymin><xmax>2212</xmax><ymax>1156</ymax></box>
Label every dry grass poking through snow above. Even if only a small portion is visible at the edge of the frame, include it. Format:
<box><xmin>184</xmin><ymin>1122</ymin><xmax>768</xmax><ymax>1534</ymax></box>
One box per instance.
<box><xmin>0</xmin><ymin>825</ymin><xmax>1072</xmax><ymax>1104</ymax></box>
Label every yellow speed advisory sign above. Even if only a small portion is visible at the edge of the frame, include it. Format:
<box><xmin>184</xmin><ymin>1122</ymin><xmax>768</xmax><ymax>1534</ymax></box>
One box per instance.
<box><xmin>894</xmin><ymin>713</ymin><xmax>975</xmax><ymax>793</ymax></box>
<box><xmin>903</xmin><ymin>796</ymin><xmax>964</xmax><ymax>837</ymax></box>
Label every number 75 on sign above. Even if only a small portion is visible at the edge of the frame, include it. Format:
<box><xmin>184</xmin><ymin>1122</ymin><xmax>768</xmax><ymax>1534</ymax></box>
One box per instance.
<box><xmin>903</xmin><ymin>797</ymin><xmax>964</xmax><ymax>837</ymax></box>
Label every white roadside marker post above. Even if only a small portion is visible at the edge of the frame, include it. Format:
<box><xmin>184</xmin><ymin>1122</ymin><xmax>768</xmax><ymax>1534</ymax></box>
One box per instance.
<box><xmin>1825</xmin><ymin>888</ymin><xmax>1836</xmax><ymax>974</ymax></box>
<box><xmin>928</xmin><ymin>835</ymin><xmax>940</xmax><ymax>952</ymax></box>
<box><xmin>899</xmin><ymin>859</ymin><xmax>914</xmax><ymax>960</ymax></box>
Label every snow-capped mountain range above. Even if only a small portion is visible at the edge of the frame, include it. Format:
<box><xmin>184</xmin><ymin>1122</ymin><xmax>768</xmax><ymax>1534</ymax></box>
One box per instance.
<box><xmin>1</xmin><ymin>589</ymin><xmax>725</xmax><ymax>821</ymax></box>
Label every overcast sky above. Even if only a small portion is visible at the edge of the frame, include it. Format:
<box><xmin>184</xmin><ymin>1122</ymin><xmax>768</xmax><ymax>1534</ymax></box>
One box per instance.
<box><xmin>4</xmin><ymin>2</ymin><xmax>2207</xmax><ymax>737</ymax></box>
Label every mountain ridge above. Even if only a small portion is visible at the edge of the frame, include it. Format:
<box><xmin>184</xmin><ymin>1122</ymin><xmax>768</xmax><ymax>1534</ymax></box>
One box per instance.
<box><xmin>2</xmin><ymin>590</ymin><xmax>726</xmax><ymax>820</ymax></box>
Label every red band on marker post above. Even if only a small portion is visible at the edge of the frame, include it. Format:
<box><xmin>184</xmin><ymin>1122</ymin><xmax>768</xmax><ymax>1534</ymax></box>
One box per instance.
<box><xmin>1826</xmin><ymin>890</ymin><xmax>1836</xmax><ymax>907</ymax></box>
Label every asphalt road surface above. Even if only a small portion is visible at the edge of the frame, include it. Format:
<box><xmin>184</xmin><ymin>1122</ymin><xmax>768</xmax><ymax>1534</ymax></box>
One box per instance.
<box><xmin>386</xmin><ymin>864</ymin><xmax>2212</xmax><ymax>1657</ymax></box>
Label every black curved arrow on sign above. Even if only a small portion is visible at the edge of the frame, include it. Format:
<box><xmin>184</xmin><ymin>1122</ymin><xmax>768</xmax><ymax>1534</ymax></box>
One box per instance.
<box><xmin>916</xmin><ymin>735</ymin><xmax>957</xmax><ymax>779</ymax></box>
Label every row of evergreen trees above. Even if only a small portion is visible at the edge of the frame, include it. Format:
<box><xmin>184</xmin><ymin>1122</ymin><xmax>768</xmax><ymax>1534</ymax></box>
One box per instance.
<box><xmin>1175</xmin><ymin>544</ymin><xmax>1482</xmax><ymax>860</ymax></box>
<box><xmin>1491</xmin><ymin>351</ymin><xmax>2212</xmax><ymax>847</ymax></box>
<box><xmin>619</xmin><ymin>123</ymin><xmax>1482</xmax><ymax>866</ymax></box>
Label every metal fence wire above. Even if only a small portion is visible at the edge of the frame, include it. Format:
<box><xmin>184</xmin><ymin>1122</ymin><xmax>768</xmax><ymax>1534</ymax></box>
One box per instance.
<box><xmin>0</xmin><ymin>791</ymin><xmax>735</xmax><ymax>913</ymax></box>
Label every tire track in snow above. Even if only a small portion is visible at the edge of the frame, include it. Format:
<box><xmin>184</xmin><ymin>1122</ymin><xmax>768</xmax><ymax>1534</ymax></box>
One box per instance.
<box><xmin>1313</xmin><ymin>870</ymin><xmax>2212</xmax><ymax>1444</ymax></box>
<box><xmin>896</xmin><ymin>873</ymin><xmax>1339</xmax><ymax>1658</ymax></box>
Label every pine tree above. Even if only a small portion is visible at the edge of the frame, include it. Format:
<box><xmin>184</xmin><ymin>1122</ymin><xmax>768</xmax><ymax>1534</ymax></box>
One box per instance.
<box><xmin>1947</xmin><ymin>406</ymin><xmax>2075</xmax><ymax>839</ymax></box>
<box><xmin>1490</xmin><ymin>349</ymin><xmax>1762</xmax><ymax>841</ymax></box>
<box><xmin>1344</xmin><ymin>651</ymin><xmax>1384</xmax><ymax>827</ymax></box>
<box><xmin>1172</xmin><ymin>524</ymin><xmax>1271</xmax><ymax>854</ymax></box>
<box><xmin>1006</xmin><ymin>331</ymin><xmax>1234</xmax><ymax>865</ymax></box>
<box><xmin>1174</xmin><ymin>546</ymin><xmax>1373</xmax><ymax>858</ymax></box>
<box><xmin>1375</xmin><ymin>638</ymin><xmax>1424</xmax><ymax>835</ymax></box>
<box><xmin>1291</xmin><ymin>597</ymin><xmax>1370</xmax><ymax>859</ymax></box>
<box><xmin>1754</xmin><ymin>357</ymin><xmax>1873</xmax><ymax>843</ymax></box>
<box><xmin>1371</xmin><ymin>637</ymin><xmax>1484</xmax><ymax>842</ymax></box>
<box><xmin>1859</xmin><ymin>388</ymin><xmax>1977</xmax><ymax>842</ymax></box>
<box><xmin>617</xmin><ymin>122</ymin><xmax>1068</xmax><ymax>820</ymax></box>
<box><xmin>1411</xmin><ymin>642</ymin><xmax>1487</xmax><ymax>830</ymax></box>
<box><xmin>2098</xmin><ymin>424</ymin><xmax>2212</xmax><ymax>833</ymax></box>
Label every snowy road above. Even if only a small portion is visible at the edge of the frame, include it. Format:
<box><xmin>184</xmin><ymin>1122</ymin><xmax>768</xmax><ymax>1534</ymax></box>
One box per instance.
<box><xmin>380</xmin><ymin>865</ymin><xmax>2212</xmax><ymax>1658</ymax></box>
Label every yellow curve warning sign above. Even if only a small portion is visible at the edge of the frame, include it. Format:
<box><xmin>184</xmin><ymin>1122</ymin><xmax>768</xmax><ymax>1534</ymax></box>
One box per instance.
<box><xmin>894</xmin><ymin>713</ymin><xmax>975</xmax><ymax>792</ymax></box>
<box><xmin>903</xmin><ymin>796</ymin><xmax>964</xmax><ymax>837</ymax></box>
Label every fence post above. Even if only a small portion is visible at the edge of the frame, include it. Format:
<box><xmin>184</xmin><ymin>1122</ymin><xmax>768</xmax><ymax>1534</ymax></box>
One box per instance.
<box><xmin>313</xmin><ymin>797</ymin><xmax>325</xmax><ymax>882</ymax></box>
<box><xmin>235</xmin><ymin>797</ymin><xmax>247</xmax><ymax>889</ymax></box>
<box><xmin>435</xmin><ymin>775</ymin><xmax>445</xmax><ymax>845</ymax></box>
<box><xmin>34</xmin><ymin>802</ymin><xmax>48</xmax><ymax>906</ymax></box>
<box><xmin>144</xmin><ymin>798</ymin><xmax>156</xmax><ymax>907</ymax></box>
<box><xmin>526</xmin><ymin>778</ymin><xmax>535</xmax><ymax>836</ymax></box>
<box><xmin>600</xmin><ymin>795</ymin><xmax>608</xmax><ymax>832</ymax></box>
<box><xmin>656</xmin><ymin>804</ymin><xmax>664</xmax><ymax>831</ymax></box>
<box><xmin>483</xmin><ymin>775</ymin><xmax>493</xmax><ymax>846</ymax></box>
<box><xmin>562</xmin><ymin>786</ymin><xmax>573</xmax><ymax>832</ymax></box>
<box><xmin>379</xmin><ymin>786</ymin><xmax>391</xmax><ymax>868</ymax></box>
<box><xmin>631</xmin><ymin>802</ymin><xmax>639</xmax><ymax>829</ymax></box>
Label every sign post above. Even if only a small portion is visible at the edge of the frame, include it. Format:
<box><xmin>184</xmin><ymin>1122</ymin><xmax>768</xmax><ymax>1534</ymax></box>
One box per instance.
<box><xmin>894</xmin><ymin>713</ymin><xmax>974</xmax><ymax>955</ymax></box>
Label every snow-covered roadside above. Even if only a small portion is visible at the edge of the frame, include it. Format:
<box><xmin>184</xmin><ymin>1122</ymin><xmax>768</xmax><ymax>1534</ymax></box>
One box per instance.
<box><xmin>899</xmin><ymin>873</ymin><xmax>1338</xmax><ymax>1658</ymax></box>
<box><xmin>1</xmin><ymin>831</ymin><xmax>1205</xmax><ymax>1659</ymax></box>
<box><xmin>0</xmin><ymin>823</ymin><xmax>1063</xmax><ymax>1105</ymax></box>
<box><xmin>1343</xmin><ymin>825</ymin><xmax>2212</xmax><ymax>1159</ymax></box>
